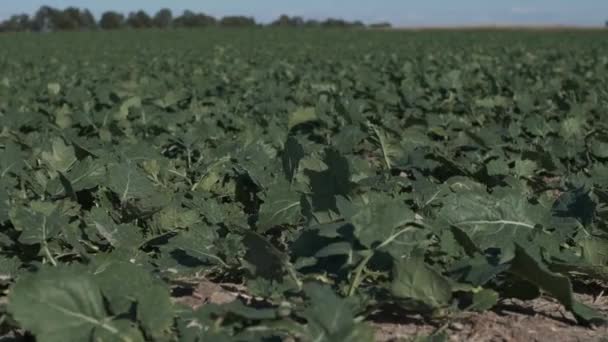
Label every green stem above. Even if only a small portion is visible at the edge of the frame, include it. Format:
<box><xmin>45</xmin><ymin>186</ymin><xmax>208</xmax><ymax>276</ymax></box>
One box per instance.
<box><xmin>347</xmin><ymin>250</ymin><xmax>373</xmax><ymax>297</ymax></box>
<box><xmin>347</xmin><ymin>224</ymin><xmax>420</xmax><ymax>296</ymax></box>
<box><xmin>43</xmin><ymin>243</ymin><xmax>58</xmax><ymax>266</ymax></box>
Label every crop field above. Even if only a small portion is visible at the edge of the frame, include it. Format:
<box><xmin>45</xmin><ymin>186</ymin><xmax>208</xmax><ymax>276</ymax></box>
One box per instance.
<box><xmin>1</xmin><ymin>29</ymin><xmax>608</xmax><ymax>341</ymax></box>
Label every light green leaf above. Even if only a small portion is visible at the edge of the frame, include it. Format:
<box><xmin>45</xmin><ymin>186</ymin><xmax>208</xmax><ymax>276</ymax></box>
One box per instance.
<box><xmin>115</xmin><ymin>96</ymin><xmax>141</xmax><ymax>121</ymax></box>
<box><xmin>470</xmin><ymin>289</ymin><xmax>499</xmax><ymax>311</ymax></box>
<box><xmin>439</xmin><ymin>191</ymin><xmax>543</xmax><ymax>261</ymax></box>
<box><xmin>391</xmin><ymin>257</ymin><xmax>452</xmax><ymax>309</ymax></box>
<box><xmin>349</xmin><ymin>194</ymin><xmax>415</xmax><ymax>249</ymax></box>
<box><xmin>107</xmin><ymin>162</ymin><xmax>156</xmax><ymax>203</ymax></box>
<box><xmin>41</xmin><ymin>138</ymin><xmax>77</xmax><ymax>173</ymax></box>
<box><xmin>288</xmin><ymin>107</ymin><xmax>317</xmax><ymax>130</ymax></box>
<box><xmin>47</xmin><ymin>82</ymin><xmax>61</xmax><ymax>95</ymax></box>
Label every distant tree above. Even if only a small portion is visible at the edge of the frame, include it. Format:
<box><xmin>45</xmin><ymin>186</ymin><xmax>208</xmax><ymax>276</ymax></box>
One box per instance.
<box><xmin>77</xmin><ymin>9</ymin><xmax>97</xmax><ymax>30</ymax></box>
<box><xmin>0</xmin><ymin>14</ymin><xmax>31</xmax><ymax>32</ymax></box>
<box><xmin>31</xmin><ymin>6</ymin><xmax>56</xmax><ymax>32</ymax></box>
<box><xmin>370</xmin><ymin>22</ymin><xmax>392</xmax><ymax>29</ymax></box>
<box><xmin>126</xmin><ymin>10</ymin><xmax>153</xmax><ymax>29</ymax></box>
<box><xmin>99</xmin><ymin>11</ymin><xmax>125</xmax><ymax>30</ymax></box>
<box><xmin>321</xmin><ymin>18</ymin><xmax>366</xmax><ymax>28</ymax></box>
<box><xmin>153</xmin><ymin>8</ymin><xmax>173</xmax><ymax>28</ymax></box>
<box><xmin>219</xmin><ymin>16</ymin><xmax>256</xmax><ymax>27</ymax></box>
<box><xmin>271</xmin><ymin>14</ymin><xmax>290</xmax><ymax>27</ymax></box>
<box><xmin>173</xmin><ymin>10</ymin><xmax>217</xmax><ymax>27</ymax></box>
<box><xmin>605</xmin><ymin>20</ymin><xmax>608</xmax><ymax>28</ymax></box>
<box><xmin>270</xmin><ymin>14</ymin><xmax>305</xmax><ymax>27</ymax></box>
<box><xmin>56</xmin><ymin>7</ymin><xmax>96</xmax><ymax>30</ymax></box>
<box><xmin>321</xmin><ymin>18</ymin><xmax>347</xmax><ymax>28</ymax></box>
<box><xmin>3</xmin><ymin>6</ymin><xmax>96</xmax><ymax>32</ymax></box>
<box><xmin>304</xmin><ymin>19</ymin><xmax>320</xmax><ymax>27</ymax></box>
<box><xmin>271</xmin><ymin>15</ymin><xmax>304</xmax><ymax>27</ymax></box>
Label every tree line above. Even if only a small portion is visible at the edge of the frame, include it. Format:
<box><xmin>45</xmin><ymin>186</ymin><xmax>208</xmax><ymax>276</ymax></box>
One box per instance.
<box><xmin>0</xmin><ymin>6</ymin><xmax>392</xmax><ymax>32</ymax></box>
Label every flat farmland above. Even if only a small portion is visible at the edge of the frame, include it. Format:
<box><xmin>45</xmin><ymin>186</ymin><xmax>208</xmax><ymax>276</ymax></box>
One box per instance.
<box><xmin>0</xmin><ymin>29</ymin><xmax>608</xmax><ymax>341</ymax></box>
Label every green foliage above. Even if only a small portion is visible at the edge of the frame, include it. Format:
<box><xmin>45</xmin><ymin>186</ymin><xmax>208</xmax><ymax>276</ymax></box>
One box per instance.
<box><xmin>0</xmin><ymin>29</ymin><xmax>608</xmax><ymax>341</ymax></box>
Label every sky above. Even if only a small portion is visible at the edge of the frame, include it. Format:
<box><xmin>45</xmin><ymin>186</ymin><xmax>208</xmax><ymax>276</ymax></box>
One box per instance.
<box><xmin>1</xmin><ymin>0</ymin><xmax>607</xmax><ymax>27</ymax></box>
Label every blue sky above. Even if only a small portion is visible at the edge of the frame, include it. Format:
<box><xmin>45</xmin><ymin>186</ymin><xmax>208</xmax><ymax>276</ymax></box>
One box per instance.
<box><xmin>1</xmin><ymin>0</ymin><xmax>607</xmax><ymax>27</ymax></box>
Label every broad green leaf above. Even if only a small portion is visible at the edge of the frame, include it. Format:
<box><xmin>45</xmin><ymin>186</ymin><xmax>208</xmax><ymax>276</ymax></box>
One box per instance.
<box><xmin>8</xmin><ymin>266</ymin><xmax>135</xmax><ymax>342</ymax></box>
<box><xmin>348</xmin><ymin>195</ymin><xmax>415</xmax><ymax>248</ymax></box>
<box><xmin>305</xmin><ymin>149</ymin><xmax>354</xmax><ymax>219</ymax></box>
<box><xmin>510</xmin><ymin>244</ymin><xmax>605</xmax><ymax>325</ymax></box>
<box><xmin>91</xmin><ymin>261</ymin><xmax>173</xmax><ymax>338</ymax></box>
<box><xmin>10</xmin><ymin>206</ymin><xmax>66</xmax><ymax>261</ymax></box>
<box><xmin>391</xmin><ymin>257</ymin><xmax>452</xmax><ymax>309</ymax></box>
<box><xmin>47</xmin><ymin>157</ymin><xmax>106</xmax><ymax>197</ymax></box>
<box><xmin>162</xmin><ymin>223</ymin><xmax>223</xmax><ymax>267</ymax></box>
<box><xmin>41</xmin><ymin>138</ymin><xmax>77</xmax><ymax>173</ymax></box>
<box><xmin>300</xmin><ymin>283</ymin><xmax>374</xmax><ymax>342</ymax></box>
<box><xmin>439</xmin><ymin>191</ymin><xmax>543</xmax><ymax>261</ymax></box>
<box><xmin>87</xmin><ymin>207</ymin><xmax>144</xmax><ymax>248</ymax></box>
<box><xmin>257</xmin><ymin>183</ymin><xmax>302</xmax><ymax>232</ymax></box>
<box><xmin>107</xmin><ymin>161</ymin><xmax>157</xmax><ymax>203</ymax></box>
<box><xmin>153</xmin><ymin>205</ymin><xmax>200</xmax><ymax>231</ymax></box>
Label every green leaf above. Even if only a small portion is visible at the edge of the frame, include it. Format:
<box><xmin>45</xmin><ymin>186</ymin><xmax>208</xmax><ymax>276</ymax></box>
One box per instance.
<box><xmin>470</xmin><ymin>289</ymin><xmax>499</xmax><ymax>311</ymax></box>
<box><xmin>8</xmin><ymin>266</ymin><xmax>136</xmax><ymax>342</ymax></box>
<box><xmin>91</xmin><ymin>261</ymin><xmax>173</xmax><ymax>338</ymax></box>
<box><xmin>300</xmin><ymin>283</ymin><xmax>374</xmax><ymax>342</ymax></box>
<box><xmin>257</xmin><ymin>183</ymin><xmax>302</xmax><ymax>232</ymax></box>
<box><xmin>0</xmin><ymin>142</ymin><xmax>24</xmax><ymax>179</ymax></box>
<box><xmin>47</xmin><ymin>157</ymin><xmax>106</xmax><ymax>197</ymax></box>
<box><xmin>47</xmin><ymin>82</ymin><xmax>61</xmax><ymax>95</ymax></box>
<box><xmin>552</xmin><ymin>187</ymin><xmax>595</xmax><ymax>226</ymax></box>
<box><xmin>0</xmin><ymin>189</ymin><xmax>9</xmax><ymax>223</ymax></box>
<box><xmin>116</xmin><ymin>96</ymin><xmax>141</xmax><ymax>121</ymax></box>
<box><xmin>510</xmin><ymin>244</ymin><xmax>605</xmax><ymax>325</ymax></box>
<box><xmin>13</xmin><ymin>207</ymin><xmax>64</xmax><ymax>245</ymax></box>
<box><xmin>391</xmin><ymin>257</ymin><xmax>452</xmax><ymax>309</ymax></box>
<box><xmin>305</xmin><ymin>149</ymin><xmax>354</xmax><ymax>220</ymax></box>
<box><xmin>41</xmin><ymin>138</ymin><xmax>77</xmax><ymax>173</ymax></box>
<box><xmin>153</xmin><ymin>205</ymin><xmax>200</xmax><ymax>231</ymax></box>
<box><xmin>162</xmin><ymin>223</ymin><xmax>224</xmax><ymax>267</ymax></box>
<box><xmin>288</xmin><ymin>107</ymin><xmax>317</xmax><ymax>130</ymax></box>
<box><xmin>369</xmin><ymin>124</ymin><xmax>400</xmax><ymax>170</ymax></box>
<box><xmin>590</xmin><ymin>139</ymin><xmax>608</xmax><ymax>159</ymax></box>
<box><xmin>348</xmin><ymin>195</ymin><xmax>415</xmax><ymax>248</ymax></box>
<box><xmin>282</xmin><ymin>136</ymin><xmax>305</xmax><ymax>183</ymax></box>
<box><xmin>107</xmin><ymin>161</ymin><xmax>157</xmax><ymax>203</ymax></box>
<box><xmin>86</xmin><ymin>207</ymin><xmax>144</xmax><ymax>248</ymax></box>
<box><xmin>439</xmin><ymin>191</ymin><xmax>543</xmax><ymax>261</ymax></box>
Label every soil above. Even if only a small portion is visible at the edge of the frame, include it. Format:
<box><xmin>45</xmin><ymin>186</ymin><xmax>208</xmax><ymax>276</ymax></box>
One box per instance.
<box><xmin>373</xmin><ymin>295</ymin><xmax>608</xmax><ymax>342</ymax></box>
<box><xmin>172</xmin><ymin>279</ymin><xmax>608</xmax><ymax>342</ymax></box>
